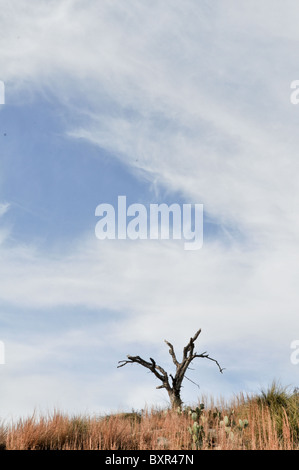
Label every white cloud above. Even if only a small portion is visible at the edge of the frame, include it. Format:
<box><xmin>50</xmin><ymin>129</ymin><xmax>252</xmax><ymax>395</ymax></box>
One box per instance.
<box><xmin>0</xmin><ymin>203</ymin><xmax>10</xmax><ymax>218</ymax></box>
<box><xmin>0</xmin><ymin>231</ymin><xmax>296</xmax><ymax>418</ymax></box>
<box><xmin>1</xmin><ymin>0</ymin><xmax>296</xmax><ymax>241</ymax></box>
<box><xmin>0</xmin><ymin>234</ymin><xmax>297</xmax><ymax>354</ymax></box>
<box><xmin>0</xmin><ymin>0</ymin><xmax>299</xmax><ymax>417</ymax></box>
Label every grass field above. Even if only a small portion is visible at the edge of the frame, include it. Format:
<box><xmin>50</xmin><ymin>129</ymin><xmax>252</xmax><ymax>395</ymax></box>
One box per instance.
<box><xmin>1</xmin><ymin>382</ymin><xmax>299</xmax><ymax>450</ymax></box>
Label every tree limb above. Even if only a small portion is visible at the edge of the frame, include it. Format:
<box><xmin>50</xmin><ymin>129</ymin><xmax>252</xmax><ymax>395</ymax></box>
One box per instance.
<box><xmin>194</xmin><ymin>352</ymin><xmax>225</xmax><ymax>374</ymax></box>
<box><xmin>118</xmin><ymin>328</ymin><xmax>224</xmax><ymax>409</ymax></box>
<box><xmin>164</xmin><ymin>340</ymin><xmax>180</xmax><ymax>367</ymax></box>
<box><xmin>184</xmin><ymin>375</ymin><xmax>201</xmax><ymax>389</ymax></box>
<box><xmin>118</xmin><ymin>354</ymin><xmax>171</xmax><ymax>391</ymax></box>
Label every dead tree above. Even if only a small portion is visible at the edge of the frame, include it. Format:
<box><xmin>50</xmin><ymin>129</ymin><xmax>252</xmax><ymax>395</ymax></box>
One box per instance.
<box><xmin>117</xmin><ymin>329</ymin><xmax>224</xmax><ymax>409</ymax></box>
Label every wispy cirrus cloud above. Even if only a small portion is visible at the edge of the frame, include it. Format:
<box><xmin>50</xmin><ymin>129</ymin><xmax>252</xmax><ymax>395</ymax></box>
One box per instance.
<box><xmin>0</xmin><ymin>0</ymin><xmax>299</xmax><ymax>418</ymax></box>
<box><xmin>2</xmin><ymin>0</ymin><xmax>298</xmax><ymax>241</ymax></box>
<box><xmin>0</xmin><ymin>203</ymin><xmax>9</xmax><ymax>217</ymax></box>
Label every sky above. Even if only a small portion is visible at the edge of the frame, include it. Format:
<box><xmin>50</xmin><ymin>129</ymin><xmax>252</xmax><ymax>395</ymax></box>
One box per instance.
<box><xmin>0</xmin><ymin>0</ymin><xmax>299</xmax><ymax>421</ymax></box>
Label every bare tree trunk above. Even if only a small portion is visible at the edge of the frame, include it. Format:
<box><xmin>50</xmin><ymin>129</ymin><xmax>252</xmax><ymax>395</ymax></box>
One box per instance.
<box><xmin>168</xmin><ymin>390</ymin><xmax>183</xmax><ymax>410</ymax></box>
<box><xmin>118</xmin><ymin>329</ymin><xmax>224</xmax><ymax>410</ymax></box>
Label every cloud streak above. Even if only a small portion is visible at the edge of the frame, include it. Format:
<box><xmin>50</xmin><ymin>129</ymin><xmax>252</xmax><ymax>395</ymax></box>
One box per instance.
<box><xmin>0</xmin><ymin>0</ymin><xmax>299</xmax><ymax>417</ymax></box>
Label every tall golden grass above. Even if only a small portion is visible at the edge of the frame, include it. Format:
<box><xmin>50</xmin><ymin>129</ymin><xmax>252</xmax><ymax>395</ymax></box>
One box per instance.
<box><xmin>1</xmin><ymin>384</ymin><xmax>299</xmax><ymax>450</ymax></box>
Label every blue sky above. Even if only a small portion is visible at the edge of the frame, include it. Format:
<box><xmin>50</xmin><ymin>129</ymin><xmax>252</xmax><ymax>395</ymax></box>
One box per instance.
<box><xmin>0</xmin><ymin>0</ymin><xmax>299</xmax><ymax>420</ymax></box>
<box><xmin>1</xmin><ymin>96</ymin><xmax>153</xmax><ymax>244</ymax></box>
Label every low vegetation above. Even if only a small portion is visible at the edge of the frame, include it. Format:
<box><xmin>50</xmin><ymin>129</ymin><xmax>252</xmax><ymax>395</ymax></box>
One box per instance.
<box><xmin>1</xmin><ymin>382</ymin><xmax>299</xmax><ymax>450</ymax></box>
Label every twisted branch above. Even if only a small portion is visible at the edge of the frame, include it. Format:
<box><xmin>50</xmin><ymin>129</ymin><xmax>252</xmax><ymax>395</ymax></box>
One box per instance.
<box><xmin>118</xmin><ymin>328</ymin><xmax>224</xmax><ymax>408</ymax></box>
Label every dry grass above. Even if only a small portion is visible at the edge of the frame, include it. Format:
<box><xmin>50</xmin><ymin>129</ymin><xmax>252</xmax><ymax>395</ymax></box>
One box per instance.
<box><xmin>1</xmin><ymin>384</ymin><xmax>299</xmax><ymax>450</ymax></box>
